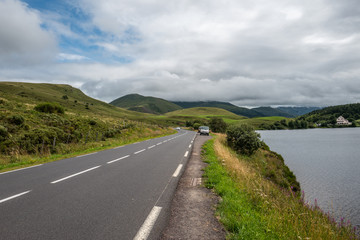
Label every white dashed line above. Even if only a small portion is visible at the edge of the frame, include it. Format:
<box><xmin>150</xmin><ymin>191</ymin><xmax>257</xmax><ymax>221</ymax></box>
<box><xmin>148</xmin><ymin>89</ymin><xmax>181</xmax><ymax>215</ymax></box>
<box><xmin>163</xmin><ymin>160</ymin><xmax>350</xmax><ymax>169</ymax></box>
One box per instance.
<box><xmin>107</xmin><ymin>155</ymin><xmax>130</xmax><ymax>164</ymax></box>
<box><xmin>189</xmin><ymin>144</ymin><xmax>192</xmax><ymax>148</ymax></box>
<box><xmin>148</xmin><ymin>145</ymin><xmax>156</xmax><ymax>149</ymax></box>
<box><xmin>184</xmin><ymin>151</ymin><xmax>189</xmax><ymax>157</ymax></box>
<box><xmin>0</xmin><ymin>164</ymin><xmax>42</xmax><ymax>175</ymax></box>
<box><xmin>134</xmin><ymin>149</ymin><xmax>146</xmax><ymax>154</ymax></box>
<box><xmin>156</xmin><ymin>143</ymin><xmax>162</xmax><ymax>146</ymax></box>
<box><xmin>0</xmin><ymin>191</ymin><xmax>31</xmax><ymax>204</ymax></box>
<box><xmin>76</xmin><ymin>152</ymin><xmax>97</xmax><ymax>158</ymax></box>
<box><xmin>133</xmin><ymin>206</ymin><xmax>162</xmax><ymax>240</ymax></box>
<box><xmin>172</xmin><ymin>164</ymin><xmax>183</xmax><ymax>177</ymax></box>
<box><xmin>51</xmin><ymin>166</ymin><xmax>101</xmax><ymax>184</ymax></box>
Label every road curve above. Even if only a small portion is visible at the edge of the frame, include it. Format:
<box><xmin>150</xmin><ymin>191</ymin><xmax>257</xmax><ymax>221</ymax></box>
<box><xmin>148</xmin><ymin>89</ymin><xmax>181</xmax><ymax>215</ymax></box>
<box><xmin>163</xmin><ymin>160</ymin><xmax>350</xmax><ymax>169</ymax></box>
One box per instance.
<box><xmin>0</xmin><ymin>129</ymin><xmax>196</xmax><ymax>240</ymax></box>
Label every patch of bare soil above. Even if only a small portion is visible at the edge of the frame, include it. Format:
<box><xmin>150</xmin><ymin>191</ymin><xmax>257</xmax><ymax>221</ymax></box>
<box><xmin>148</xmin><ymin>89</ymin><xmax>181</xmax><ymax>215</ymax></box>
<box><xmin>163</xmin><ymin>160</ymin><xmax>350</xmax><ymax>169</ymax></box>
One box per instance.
<box><xmin>161</xmin><ymin>135</ymin><xmax>226</xmax><ymax>240</ymax></box>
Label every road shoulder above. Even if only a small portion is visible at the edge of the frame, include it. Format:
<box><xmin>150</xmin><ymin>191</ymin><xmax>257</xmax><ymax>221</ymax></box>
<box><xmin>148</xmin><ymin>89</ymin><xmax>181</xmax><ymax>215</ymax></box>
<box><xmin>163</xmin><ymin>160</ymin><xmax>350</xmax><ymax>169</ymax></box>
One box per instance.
<box><xmin>161</xmin><ymin>134</ymin><xmax>226</xmax><ymax>239</ymax></box>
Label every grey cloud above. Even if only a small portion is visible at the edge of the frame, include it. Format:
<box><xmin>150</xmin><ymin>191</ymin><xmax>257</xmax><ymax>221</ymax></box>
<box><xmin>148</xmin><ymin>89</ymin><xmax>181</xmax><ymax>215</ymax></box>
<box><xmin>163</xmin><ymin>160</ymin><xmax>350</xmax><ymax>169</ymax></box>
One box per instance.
<box><xmin>0</xmin><ymin>0</ymin><xmax>57</xmax><ymax>67</ymax></box>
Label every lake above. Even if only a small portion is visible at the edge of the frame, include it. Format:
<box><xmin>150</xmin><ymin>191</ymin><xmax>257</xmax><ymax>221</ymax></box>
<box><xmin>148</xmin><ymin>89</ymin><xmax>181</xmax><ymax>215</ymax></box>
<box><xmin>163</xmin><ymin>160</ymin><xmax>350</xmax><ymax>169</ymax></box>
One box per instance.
<box><xmin>259</xmin><ymin>128</ymin><xmax>360</xmax><ymax>228</ymax></box>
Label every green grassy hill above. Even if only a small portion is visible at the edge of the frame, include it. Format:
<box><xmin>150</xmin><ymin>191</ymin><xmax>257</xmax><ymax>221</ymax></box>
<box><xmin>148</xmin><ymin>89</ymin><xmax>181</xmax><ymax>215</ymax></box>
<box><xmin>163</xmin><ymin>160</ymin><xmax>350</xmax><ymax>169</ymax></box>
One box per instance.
<box><xmin>297</xmin><ymin>103</ymin><xmax>360</xmax><ymax>127</ymax></box>
<box><xmin>110</xmin><ymin>94</ymin><xmax>182</xmax><ymax>114</ymax></box>
<box><xmin>0</xmin><ymin>82</ymin><xmax>173</xmax><ymax>171</ymax></box>
<box><xmin>172</xmin><ymin>101</ymin><xmax>261</xmax><ymax>118</ymax></box>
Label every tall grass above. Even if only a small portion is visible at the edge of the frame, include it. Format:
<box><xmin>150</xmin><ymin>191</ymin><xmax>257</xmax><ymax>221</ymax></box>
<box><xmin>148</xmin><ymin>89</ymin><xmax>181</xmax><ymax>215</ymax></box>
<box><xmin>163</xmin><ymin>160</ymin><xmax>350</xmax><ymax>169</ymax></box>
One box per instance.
<box><xmin>203</xmin><ymin>135</ymin><xmax>358</xmax><ymax>239</ymax></box>
<box><xmin>0</xmin><ymin>126</ymin><xmax>175</xmax><ymax>172</ymax></box>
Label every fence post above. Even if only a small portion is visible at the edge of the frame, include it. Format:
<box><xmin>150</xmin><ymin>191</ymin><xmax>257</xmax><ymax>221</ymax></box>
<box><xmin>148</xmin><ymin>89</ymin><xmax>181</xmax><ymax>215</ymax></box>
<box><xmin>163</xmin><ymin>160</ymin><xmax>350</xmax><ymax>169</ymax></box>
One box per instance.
<box><xmin>53</xmin><ymin>137</ymin><xmax>56</xmax><ymax>150</ymax></box>
<box><xmin>41</xmin><ymin>139</ymin><xmax>45</xmax><ymax>155</ymax></box>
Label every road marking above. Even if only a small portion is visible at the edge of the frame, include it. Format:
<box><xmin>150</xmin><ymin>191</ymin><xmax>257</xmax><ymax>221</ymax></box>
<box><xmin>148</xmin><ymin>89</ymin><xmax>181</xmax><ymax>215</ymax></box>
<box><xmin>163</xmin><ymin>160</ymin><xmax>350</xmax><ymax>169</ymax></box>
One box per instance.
<box><xmin>107</xmin><ymin>155</ymin><xmax>130</xmax><ymax>164</ymax></box>
<box><xmin>76</xmin><ymin>152</ymin><xmax>97</xmax><ymax>158</ymax></box>
<box><xmin>0</xmin><ymin>191</ymin><xmax>31</xmax><ymax>204</ymax></box>
<box><xmin>51</xmin><ymin>166</ymin><xmax>101</xmax><ymax>184</ymax></box>
<box><xmin>0</xmin><ymin>164</ymin><xmax>42</xmax><ymax>175</ymax></box>
<box><xmin>189</xmin><ymin>144</ymin><xmax>192</xmax><ymax>148</ymax></box>
<box><xmin>184</xmin><ymin>151</ymin><xmax>189</xmax><ymax>157</ymax></box>
<box><xmin>156</xmin><ymin>142</ymin><xmax>162</xmax><ymax>146</ymax></box>
<box><xmin>134</xmin><ymin>149</ymin><xmax>146</xmax><ymax>154</ymax></box>
<box><xmin>148</xmin><ymin>145</ymin><xmax>156</xmax><ymax>149</ymax></box>
<box><xmin>133</xmin><ymin>206</ymin><xmax>162</xmax><ymax>240</ymax></box>
<box><xmin>172</xmin><ymin>164</ymin><xmax>183</xmax><ymax>177</ymax></box>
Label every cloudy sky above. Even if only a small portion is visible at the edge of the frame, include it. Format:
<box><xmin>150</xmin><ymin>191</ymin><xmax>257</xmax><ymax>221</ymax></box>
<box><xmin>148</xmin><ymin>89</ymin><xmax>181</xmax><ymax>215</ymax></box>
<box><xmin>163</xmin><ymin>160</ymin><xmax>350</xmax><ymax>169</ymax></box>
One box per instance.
<box><xmin>0</xmin><ymin>0</ymin><xmax>359</xmax><ymax>107</ymax></box>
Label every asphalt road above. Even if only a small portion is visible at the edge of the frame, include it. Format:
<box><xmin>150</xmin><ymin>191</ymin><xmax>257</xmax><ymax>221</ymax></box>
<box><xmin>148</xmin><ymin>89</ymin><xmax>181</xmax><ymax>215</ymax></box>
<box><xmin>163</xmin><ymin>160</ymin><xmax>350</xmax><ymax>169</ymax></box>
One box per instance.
<box><xmin>0</xmin><ymin>129</ymin><xmax>196</xmax><ymax>240</ymax></box>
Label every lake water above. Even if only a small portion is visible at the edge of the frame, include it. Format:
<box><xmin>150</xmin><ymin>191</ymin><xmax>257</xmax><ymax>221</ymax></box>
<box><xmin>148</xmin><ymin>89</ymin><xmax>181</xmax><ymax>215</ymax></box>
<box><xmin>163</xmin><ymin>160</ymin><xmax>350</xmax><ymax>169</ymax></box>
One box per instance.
<box><xmin>259</xmin><ymin>128</ymin><xmax>360</xmax><ymax>228</ymax></box>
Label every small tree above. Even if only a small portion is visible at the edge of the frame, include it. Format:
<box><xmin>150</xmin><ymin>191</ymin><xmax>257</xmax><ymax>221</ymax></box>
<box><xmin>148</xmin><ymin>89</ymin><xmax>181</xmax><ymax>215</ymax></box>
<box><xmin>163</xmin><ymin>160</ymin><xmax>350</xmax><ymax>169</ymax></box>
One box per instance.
<box><xmin>209</xmin><ymin>117</ymin><xmax>227</xmax><ymax>133</ymax></box>
<box><xmin>226</xmin><ymin>124</ymin><xmax>262</xmax><ymax>156</ymax></box>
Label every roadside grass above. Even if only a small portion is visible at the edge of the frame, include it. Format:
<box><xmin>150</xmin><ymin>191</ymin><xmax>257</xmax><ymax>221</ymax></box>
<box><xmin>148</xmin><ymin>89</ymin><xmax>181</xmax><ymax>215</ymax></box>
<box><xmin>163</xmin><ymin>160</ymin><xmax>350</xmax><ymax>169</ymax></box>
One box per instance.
<box><xmin>202</xmin><ymin>135</ymin><xmax>357</xmax><ymax>240</ymax></box>
<box><xmin>0</xmin><ymin>126</ymin><xmax>175</xmax><ymax>172</ymax></box>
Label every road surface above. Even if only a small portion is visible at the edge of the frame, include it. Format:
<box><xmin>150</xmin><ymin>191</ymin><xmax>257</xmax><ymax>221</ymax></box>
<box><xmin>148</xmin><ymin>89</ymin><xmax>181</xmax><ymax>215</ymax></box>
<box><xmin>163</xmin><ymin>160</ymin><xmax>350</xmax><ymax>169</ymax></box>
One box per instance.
<box><xmin>0</xmin><ymin>129</ymin><xmax>196</xmax><ymax>240</ymax></box>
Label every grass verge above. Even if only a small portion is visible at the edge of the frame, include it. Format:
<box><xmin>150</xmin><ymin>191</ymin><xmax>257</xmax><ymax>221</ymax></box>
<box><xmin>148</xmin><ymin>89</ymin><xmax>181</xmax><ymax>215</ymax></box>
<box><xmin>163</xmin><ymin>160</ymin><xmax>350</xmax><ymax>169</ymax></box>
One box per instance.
<box><xmin>0</xmin><ymin>127</ymin><xmax>175</xmax><ymax>172</ymax></box>
<box><xmin>202</xmin><ymin>135</ymin><xmax>358</xmax><ymax>239</ymax></box>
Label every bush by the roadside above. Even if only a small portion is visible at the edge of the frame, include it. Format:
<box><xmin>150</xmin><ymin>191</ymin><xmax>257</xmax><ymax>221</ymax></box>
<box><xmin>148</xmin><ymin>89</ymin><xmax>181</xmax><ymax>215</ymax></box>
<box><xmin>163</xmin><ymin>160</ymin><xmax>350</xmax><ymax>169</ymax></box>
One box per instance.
<box><xmin>34</xmin><ymin>102</ymin><xmax>65</xmax><ymax>114</ymax></box>
<box><xmin>226</xmin><ymin>124</ymin><xmax>262</xmax><ymax>156</ymax></box>
<box><xmin>209</xmin><ymin>117</ymin><xmax>227</xmax><ymax>133</ymax></box>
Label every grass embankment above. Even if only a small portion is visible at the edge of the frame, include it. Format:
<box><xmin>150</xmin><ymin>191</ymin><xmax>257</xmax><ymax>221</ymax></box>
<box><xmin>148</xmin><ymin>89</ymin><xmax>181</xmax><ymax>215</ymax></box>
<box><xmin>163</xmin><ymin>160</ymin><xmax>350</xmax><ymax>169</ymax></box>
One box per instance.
<box><xmin>0</xmin><ymin>82</ymin><xmax>176</xmax><ymax>172</ymax></box>
<box><xmin>203</xmin><ymin>135</ymin><xmax>357</xmax><ymax>239</ymax></box>
<box><xmin>0</xmin><ymin>124</ymin><xmax>175</xmax><ymax>172</ymax></box>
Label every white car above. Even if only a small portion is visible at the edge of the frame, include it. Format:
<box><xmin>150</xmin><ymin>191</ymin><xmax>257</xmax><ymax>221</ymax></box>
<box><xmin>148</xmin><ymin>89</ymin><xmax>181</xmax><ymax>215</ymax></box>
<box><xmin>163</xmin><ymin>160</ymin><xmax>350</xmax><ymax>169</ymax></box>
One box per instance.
<box><xmin>199</xmin><ymin>126</ymin><xmax>210</xmax><ymax>136</ymax></box>
<box><xmin>175</xmin><ymin>127</ymin><xmax>181</xmax><ymax>130</ymax></box>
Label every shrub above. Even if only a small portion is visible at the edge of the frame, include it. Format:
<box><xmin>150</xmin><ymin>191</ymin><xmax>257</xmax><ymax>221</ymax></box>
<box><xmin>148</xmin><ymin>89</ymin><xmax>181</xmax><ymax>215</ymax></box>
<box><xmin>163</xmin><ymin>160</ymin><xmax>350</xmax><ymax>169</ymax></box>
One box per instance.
<box><xmin>193</xmin><ymin>123</ymin><xmax>201</xmax><ymax>130</ymax></box>
<box><xmin>34</xmin><ymin>102</ymin><xmax>65</xmax><ymax>114</ymax></box>
<box><xmin>209</xmin><ymin>117</ymin><xmax>227</xmax><ymax>133</ymax></box>
<box><xmin>0</xmin><ymin>125</ymin><xmax>8</xmax><ymax>141</ymax></box>
<box><xmin>8</xmin><ymin>115</ymin><xmax>25</xmax><ymax>125</ymax></box>
<box><xmin>226</xmin><ymin>124</ymin><xmax>262</xmax><ymax>156</ymax></box>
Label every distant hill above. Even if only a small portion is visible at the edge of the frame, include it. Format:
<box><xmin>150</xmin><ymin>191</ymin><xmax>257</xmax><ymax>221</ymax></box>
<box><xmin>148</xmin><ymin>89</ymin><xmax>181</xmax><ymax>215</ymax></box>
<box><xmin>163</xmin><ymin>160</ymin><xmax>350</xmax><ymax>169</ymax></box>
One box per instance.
<box><xmin>276</xmin><ymin>107</ymin><xmax>321</xmax><ymax>117</ymax></box>
<box><xmin>166</xmin><ymin>107</ymin><xmax>245</xmax><ymax>118</ymax></box>
<box><xmin>251</xmin><ymin>107</ymin><xmax>295</xmax><ymax>118</ymax></box>
<box><xmin>110</xmin><ymin>94</ymin><xmax>182</xmax><ymax>114</ymax></box>
<box><xmin>298</xmin><ymin>103</ymin><xmax>360</xmax><ymax>126</ymax></box>
<box><xmin>172</xmin><ymin>101</ymin><xmax>262</xmax><ymax>118</ymax></box>
<box><xmin>172</xmin><ymin>101</ymin><xmax>300</xmax><ymax>118</ymax></box>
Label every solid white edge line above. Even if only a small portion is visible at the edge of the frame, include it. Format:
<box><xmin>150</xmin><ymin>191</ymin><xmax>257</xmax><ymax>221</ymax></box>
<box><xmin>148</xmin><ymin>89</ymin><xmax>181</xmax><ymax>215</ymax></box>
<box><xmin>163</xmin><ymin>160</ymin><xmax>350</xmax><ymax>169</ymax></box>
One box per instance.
<box><xmin>0</xmin><ymin>164</ymin><xmax>43</xmax><ymax>175</ymax></box>
<box><xmin>107</xmin><ymin>155</ymin><xmax>130</xmax><ymax>164</ymax></box>
<box><xmin>134</xmin><ymin>149</ymin><xmax>146</xmax><ymax>154</ymax></box>
<box><xmin>172</xmin><ymin>164</ymin><xmax>183</xmax><ymax>177</ymax></box>
<box><xmin>184</xmin><ymin>151</ymin><xmax>189</xmax><ymax>157</ymax></box>
<box><xmin>133</xmin><ymin>206</ymin><xmax>162</xmax><ymax>240</ymax></box>
<box><xmin>76</xmin><ymin>152</ymin><xmax>97</xmax><ymax>158</ymax></box>
<box><xmin>148</xmin><ymin>145</ymin><xmax>156</xmax><ymax>149</ymax></box>
<box><xmin>0</xmin><ymin>190</ymin><xmax>31</xmax><ymax>204</ymax></box>
<box><xmin>51</xmin><ymin>166</ymin><xmax>101</xmax><ymax>184</ymax></box>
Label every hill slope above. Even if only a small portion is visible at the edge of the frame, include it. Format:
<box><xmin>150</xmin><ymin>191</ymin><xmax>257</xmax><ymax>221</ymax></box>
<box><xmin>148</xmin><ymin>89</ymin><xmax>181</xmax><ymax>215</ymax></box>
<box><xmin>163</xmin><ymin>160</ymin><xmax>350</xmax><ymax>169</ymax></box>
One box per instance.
<box><xmin>172</xmin><ymin>101</ymin><xmax>261</xmax><ymax>118</ymax></box>
<box><xmin>251</xmin><ymin>107</ymin><xmax>295</xmax><ymax>118</ymax></box>
<box><xmin>298</xmin><ymin>103</ymin><xmax>360</xmax><ymax>126</ymax></box>
<box><xmin>276</xmin><ymin>107</ymin><xmax>321</xmax><ymax>116</ymax></box>
<box><xmin>110</xmin><ymin>94</ymin><xmax>182</xmax><ymax>114</ymax></box>
<box><xmin>0</xmin><ymin>82</ymin><xmax>173</xmax><ymax>170</ymax></box>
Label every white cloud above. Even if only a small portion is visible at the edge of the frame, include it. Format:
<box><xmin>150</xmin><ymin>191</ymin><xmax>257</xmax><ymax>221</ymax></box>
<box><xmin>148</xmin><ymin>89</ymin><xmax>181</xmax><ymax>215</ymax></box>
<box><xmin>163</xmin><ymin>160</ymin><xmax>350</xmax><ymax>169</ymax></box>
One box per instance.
<box><xmin>1</xmin><ymin>0</ymin><xmax>360</xmax><ymax>107</ymax></box>
<box><xmin>0</xmin><ymin>0</ymin><xmax>57</xmax><ymax>67</ymax></box>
